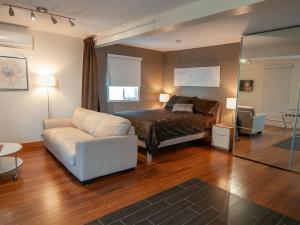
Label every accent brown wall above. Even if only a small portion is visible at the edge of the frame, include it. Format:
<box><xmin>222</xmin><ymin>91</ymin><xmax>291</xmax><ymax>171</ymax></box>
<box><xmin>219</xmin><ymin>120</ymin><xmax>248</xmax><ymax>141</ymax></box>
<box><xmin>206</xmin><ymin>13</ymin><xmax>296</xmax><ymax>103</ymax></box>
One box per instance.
<box><xmin>96</xmin><ymin>44</ymin><xmax>164</xmax><ymax>113</ymax></box>
<box><xmin>96</xmin><ymin>43</ymin><xmax>240</xmax><ymax>123</ymax></box>
<box><xmin>162</xmin><ymin>43</ymin><xmax>240</xmax><ymax>123</ymax></box>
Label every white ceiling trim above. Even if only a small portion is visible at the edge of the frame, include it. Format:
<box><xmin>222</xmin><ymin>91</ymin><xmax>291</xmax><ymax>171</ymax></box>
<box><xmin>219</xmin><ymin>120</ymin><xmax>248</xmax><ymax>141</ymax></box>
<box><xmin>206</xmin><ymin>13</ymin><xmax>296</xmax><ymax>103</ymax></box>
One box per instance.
<box><xmin>94</xmin><ymin>0</ymin><xmax>265</xmax><ymax>47</ymax></box>
<box><xmin>94</xmin><ymin>18</ymin><xmax>156</xmax><ymax>47</ymax></box>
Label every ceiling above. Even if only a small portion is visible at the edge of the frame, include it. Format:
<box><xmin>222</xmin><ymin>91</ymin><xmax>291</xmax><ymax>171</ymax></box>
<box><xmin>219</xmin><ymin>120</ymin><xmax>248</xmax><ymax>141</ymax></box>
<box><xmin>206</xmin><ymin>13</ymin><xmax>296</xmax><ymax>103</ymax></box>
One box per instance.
<box><xmin>0</xmin><ymin>0</ymin><xmax>199</xmax><ymax>38</ymax></box>
<box><xmin>122</xmin><ymin>0</ymin><xmax>300</xmax><ymax>51</ymax></box>
<box><xmin>243</xmin><ymin>27</ymin><xmax>300</xmax><ymax>50</ymax></box>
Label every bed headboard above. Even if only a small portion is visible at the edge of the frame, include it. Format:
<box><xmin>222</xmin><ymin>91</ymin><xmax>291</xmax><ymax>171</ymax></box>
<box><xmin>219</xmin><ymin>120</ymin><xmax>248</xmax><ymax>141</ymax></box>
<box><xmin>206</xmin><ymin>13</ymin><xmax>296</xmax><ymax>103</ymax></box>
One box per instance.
<box><xmin>165</xmin><ymin>95</ymin><xmax>222</xmax><ymax>123</ymax></box>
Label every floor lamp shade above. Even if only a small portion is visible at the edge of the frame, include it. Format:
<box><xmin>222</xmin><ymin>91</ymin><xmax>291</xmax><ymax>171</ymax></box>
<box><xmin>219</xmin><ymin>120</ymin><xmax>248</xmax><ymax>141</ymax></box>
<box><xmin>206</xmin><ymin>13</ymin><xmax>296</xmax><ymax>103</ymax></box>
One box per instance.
<box><xmin>37</xmin><ymin>75</ymin><xmax>56</xmax><ymax>87</ymax></box>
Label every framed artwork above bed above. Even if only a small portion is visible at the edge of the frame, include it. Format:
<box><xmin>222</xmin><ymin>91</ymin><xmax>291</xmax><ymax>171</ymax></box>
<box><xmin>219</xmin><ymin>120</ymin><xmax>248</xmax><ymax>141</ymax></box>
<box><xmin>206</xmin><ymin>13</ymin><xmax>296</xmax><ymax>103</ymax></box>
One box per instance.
<box><xmin>174</xmin><ymin>66</ymin><xmax>220</xmax><ymax>87</ymax></box>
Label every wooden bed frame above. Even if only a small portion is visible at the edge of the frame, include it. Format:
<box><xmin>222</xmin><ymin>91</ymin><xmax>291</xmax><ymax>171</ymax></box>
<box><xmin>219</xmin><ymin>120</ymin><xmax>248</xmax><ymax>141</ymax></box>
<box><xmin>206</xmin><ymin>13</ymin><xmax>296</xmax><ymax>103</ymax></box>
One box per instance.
<box><xmin>138</xmin><ymin>132</ymin><xmax>210</xmax><ymax>162</ymax></box>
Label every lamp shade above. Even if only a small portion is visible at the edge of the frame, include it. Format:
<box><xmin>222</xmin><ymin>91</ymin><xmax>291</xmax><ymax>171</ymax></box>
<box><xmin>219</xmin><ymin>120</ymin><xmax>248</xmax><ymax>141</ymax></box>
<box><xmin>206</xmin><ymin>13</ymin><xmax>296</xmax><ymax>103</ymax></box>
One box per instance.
<box><xmin>159</xmin><ymin>93</ymin><xmax>170</xmax><ymax>103</ymax></box>
<box><xmin>226</xmin><ymin>98</ymin><xmax>237</xmax><ymax>109</ymax></box>
<box><xmin>38</xmin><ymin>75</ymin><xmax>56</xmax><ymax>87</ymax></box>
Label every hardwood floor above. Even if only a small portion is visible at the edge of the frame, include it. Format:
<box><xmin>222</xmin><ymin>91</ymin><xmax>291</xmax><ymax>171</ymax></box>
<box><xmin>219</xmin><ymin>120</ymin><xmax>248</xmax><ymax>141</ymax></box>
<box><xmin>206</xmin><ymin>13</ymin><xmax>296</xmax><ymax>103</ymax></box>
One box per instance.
<box><xmin>0</xmin><ymin>141</ymin><xmax>300</xmax><ymax>225</ymax></box>
<box><xmin>234</xmin><ymin>125</ymin><xmax>300</xmax><ymax>171</ymax></box>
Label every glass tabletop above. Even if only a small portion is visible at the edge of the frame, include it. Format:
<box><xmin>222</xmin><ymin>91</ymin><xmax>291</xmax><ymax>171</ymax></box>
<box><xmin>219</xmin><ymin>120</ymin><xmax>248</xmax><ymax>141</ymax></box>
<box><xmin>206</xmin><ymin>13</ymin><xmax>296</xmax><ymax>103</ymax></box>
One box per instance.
<box><xmin>0</xmin><ymin>143</ymin><xmax>22</xmax><ymax>157</ymax></box>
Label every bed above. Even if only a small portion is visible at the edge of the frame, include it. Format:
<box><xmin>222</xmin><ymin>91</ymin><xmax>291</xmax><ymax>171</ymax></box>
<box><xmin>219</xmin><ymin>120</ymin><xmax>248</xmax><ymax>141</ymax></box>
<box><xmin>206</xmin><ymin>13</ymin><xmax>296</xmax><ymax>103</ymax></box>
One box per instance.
<box><xmin>113</xmin><ymin>96</ymin><xmax>221</xmax><ymax>162</ymax></box>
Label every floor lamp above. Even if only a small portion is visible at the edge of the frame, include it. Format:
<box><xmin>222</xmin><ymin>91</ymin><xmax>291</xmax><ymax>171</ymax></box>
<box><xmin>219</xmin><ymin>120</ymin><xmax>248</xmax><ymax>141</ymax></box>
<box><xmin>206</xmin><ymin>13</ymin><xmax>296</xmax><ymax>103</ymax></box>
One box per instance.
<box><xmin>226</xmin><ymin>97</ymin><xmax>237</xmax><ymax>125</ymax></box>
<box><xmin>38</xmin><ymin>75</ymin><xmax>56</xmax><ymax>119</ymax></box>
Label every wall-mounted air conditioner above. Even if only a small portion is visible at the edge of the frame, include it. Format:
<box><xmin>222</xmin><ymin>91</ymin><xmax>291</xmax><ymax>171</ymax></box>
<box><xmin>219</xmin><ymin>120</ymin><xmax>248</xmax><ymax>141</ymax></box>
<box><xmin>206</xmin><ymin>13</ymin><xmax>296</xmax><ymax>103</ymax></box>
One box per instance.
<box><xmin>0</xmin><ymin>25</ymin><xmax>33</xmax><ymax>50</ymax></box>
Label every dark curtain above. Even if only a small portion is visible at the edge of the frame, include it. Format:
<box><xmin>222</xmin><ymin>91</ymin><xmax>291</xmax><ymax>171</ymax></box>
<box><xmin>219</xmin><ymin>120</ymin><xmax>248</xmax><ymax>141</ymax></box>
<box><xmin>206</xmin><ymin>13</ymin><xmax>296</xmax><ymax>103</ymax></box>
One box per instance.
<box><xmin>81</xmin><ymin>37</ymin><xmax>99</xmax><ymax>111</ymax></box>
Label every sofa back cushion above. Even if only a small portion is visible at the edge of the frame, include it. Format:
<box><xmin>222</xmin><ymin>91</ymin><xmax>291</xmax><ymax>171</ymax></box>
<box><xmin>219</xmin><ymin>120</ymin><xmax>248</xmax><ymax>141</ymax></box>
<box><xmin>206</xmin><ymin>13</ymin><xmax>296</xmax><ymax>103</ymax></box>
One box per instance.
<box><xmin>72</xmin><ymin>107</ymin><xmax>131</xmax><ymax>137</ymax></box>
<box><xmin>94</xmin><ymin>113</ymin><xmax>131</xmax><ymax>137</ymax></box>
<box><xmin>238</xmin><ymin>106</ymin><xmax>255</xmax><ymax>116</ymax></box>
<box><xmin>72</xmin><ymin>108</ymin><xmax>103</xmax><ymax>135</ymax></box>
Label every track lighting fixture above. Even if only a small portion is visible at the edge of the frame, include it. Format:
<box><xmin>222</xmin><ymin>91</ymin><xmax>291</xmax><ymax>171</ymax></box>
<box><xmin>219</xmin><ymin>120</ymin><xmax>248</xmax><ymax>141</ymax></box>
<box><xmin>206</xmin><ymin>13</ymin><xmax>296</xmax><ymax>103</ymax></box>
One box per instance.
<box><xmin>9</xmin><ymin>5</ymin><xmax>14</xmax><ymax>16</ymax></box>
<box><xmin>69</xmin><ymin>19</ymin><xmax>75</xmax><ymax>27</ymax></box>
<box><xmin>51</xmin><ymin>14</ymin><xmax>57</xmax><ymax>24</ymax></box>
<box><xmin>4</xmin><ymin>3</ymin><xmax>75</xmax><ymax>27</ymax></box>
<box><xmin>31</xmin><ymin>11</ymin><xmax>36</xmax><ymax>21</ymax></box>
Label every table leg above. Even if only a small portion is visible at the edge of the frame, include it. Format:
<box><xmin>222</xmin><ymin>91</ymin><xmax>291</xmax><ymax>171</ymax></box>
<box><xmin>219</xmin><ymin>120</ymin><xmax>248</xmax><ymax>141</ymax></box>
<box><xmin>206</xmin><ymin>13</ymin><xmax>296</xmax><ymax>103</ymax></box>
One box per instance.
<box><xmin>14</xmin><ymin>153</ymin><xmax>18</xmax><ymax>180</ymax></box>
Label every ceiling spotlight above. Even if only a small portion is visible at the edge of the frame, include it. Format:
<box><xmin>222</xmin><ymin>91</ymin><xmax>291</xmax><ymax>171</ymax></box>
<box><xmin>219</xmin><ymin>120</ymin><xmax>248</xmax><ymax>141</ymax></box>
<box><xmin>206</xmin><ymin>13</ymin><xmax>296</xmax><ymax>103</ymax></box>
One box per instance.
<box><xmin>175</xmin><ymin>40</ymin><xmax>182</xmax><ymax>43</ymax></box>
<box><xmin>36</xmin><ymin>6</ymin><xmax>48</xmax><ymax>13</ymax></box>
<box><xmin>51</xmin><ymin>14</ymin><xmax>57</xmax><ymax>24</ymax></box>
<box><xmin>69</xmin><ymin>19</ymin><xmax>75</xmax><ymax>27</ymax></box>
<box><xmin>9</xmin><ymin>5</ymin><xmax>14</xmax><ymax>16</ymax></box>
<box><xmin>31</xmin><ymin>11</ymin><xmax>36</xmax><ymax>21</ymax></box>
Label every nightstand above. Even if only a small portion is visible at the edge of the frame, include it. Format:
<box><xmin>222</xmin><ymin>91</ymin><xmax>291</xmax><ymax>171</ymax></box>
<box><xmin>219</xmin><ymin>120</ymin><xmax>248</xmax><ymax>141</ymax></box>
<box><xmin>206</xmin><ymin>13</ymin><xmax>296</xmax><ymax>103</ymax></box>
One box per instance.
<box><xmin>212</xmin><ymin>124</ymin><xmax>234</xmax><ymax>151</ymax></box>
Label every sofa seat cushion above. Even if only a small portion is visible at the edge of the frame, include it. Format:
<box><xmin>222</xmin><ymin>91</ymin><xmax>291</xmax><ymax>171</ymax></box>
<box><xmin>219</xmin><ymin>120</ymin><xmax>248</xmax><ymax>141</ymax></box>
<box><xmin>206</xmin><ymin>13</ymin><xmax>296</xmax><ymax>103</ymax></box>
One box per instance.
<box><xmin>44</xmin><ymin>127</ymin><xmax>93</xmax><ymax>166</ymax></box>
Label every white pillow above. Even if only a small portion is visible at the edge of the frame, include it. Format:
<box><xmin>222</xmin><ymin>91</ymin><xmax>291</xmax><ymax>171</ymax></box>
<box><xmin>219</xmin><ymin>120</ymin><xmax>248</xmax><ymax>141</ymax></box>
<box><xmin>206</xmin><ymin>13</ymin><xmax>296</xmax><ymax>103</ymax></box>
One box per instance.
<box><xmin>172</xmin><ymin>104</ymin><xmax>194</xmax><ymax>113</ymax></box>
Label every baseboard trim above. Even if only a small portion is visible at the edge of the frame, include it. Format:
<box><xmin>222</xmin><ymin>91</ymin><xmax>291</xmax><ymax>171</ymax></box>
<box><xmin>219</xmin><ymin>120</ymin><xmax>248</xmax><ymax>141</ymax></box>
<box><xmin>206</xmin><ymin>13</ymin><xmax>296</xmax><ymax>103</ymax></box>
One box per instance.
<box><xmin>21</xmin><ymin>141</ymin><xmax>43</xmax><ymax>147</ymax></box>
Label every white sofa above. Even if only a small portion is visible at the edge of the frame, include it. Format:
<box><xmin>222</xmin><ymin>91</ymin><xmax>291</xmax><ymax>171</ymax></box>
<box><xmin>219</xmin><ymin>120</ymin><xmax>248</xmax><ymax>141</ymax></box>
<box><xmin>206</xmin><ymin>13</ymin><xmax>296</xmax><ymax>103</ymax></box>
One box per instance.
<box><xmin>42</xmin><ymin>107</ymin><xmax>138</xmax><ymax>183</ymax></box>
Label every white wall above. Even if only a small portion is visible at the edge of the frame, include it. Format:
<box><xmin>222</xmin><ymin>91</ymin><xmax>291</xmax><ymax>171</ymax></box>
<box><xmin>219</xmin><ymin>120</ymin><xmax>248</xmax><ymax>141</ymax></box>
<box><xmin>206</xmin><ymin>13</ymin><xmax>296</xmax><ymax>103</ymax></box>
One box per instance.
<box><xmin>289</xmin><ymin>62</ymin><xmax>300</xmax><ymax>107</ymax></box>
<box><xmin>238</xmin><ymin>60</ymin><xmax>300</xmax><ymax>127</ymax></box>
<box><xmin>0</xmin><ymin>30</ymin><xmax>83</xmax><ymax>143</ymax></box>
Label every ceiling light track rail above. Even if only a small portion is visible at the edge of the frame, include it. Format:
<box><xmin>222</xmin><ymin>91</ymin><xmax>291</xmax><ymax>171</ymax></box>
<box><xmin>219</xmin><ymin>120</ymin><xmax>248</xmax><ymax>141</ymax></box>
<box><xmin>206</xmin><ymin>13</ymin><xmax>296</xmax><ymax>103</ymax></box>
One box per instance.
<box><xmin>3</xmin><ymin>3</ymin><xmax>75</xmax><ymax>26</ymax></box>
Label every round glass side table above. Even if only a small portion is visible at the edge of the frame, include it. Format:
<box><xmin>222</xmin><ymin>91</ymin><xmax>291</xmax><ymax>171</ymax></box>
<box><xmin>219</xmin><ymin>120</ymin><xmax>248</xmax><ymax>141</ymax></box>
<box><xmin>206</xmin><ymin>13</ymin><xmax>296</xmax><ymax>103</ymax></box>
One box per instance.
<box><xmin>0</xmin><ymin>143</ymin><xmax>23</xmax><ymax>180</ymax></box>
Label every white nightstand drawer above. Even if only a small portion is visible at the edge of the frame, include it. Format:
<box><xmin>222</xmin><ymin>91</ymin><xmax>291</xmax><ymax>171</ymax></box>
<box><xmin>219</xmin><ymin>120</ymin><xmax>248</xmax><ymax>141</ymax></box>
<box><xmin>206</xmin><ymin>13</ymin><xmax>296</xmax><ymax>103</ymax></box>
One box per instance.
<box><xmin>213</xmin><ymin>126</ymin><xmax>230</xmax><ymax>136</ymax></box>
<box><xmin>212</xmin><ymin>134</ymin><xmax>230</xmax><ymax>150</ymax></box>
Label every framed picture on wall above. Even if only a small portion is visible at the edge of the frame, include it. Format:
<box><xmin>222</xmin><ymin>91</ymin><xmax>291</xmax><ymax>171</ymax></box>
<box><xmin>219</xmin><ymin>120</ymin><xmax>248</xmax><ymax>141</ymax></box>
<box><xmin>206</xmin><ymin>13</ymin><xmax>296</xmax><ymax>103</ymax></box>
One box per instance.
<box><xmin>0</xmin><ymin>56</ymin><xmax>28</xmax><ymax>91</ymax></box>
<box><xmin>239</xmin><ymin>80</ymin><xmax>253</xmax><ymax>92</ymax></box>
<box><xmin>174</xmin><ymin>66</ymin><xmax>220</xmax><ymax>87</ymax></box>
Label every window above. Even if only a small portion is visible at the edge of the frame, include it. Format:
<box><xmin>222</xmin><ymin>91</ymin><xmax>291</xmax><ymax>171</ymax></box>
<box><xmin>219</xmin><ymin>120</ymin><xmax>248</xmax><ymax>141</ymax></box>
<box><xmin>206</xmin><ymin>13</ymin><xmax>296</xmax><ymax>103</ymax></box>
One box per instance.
<box><xmin>108</xmin><ymin>86</ymin><xmax>139</xmax><ymax>102</ymax></box>
<box><xmin>106</xmin><ymin>54</ymin><xmax>142</xmax><ymax>102</ymax></box>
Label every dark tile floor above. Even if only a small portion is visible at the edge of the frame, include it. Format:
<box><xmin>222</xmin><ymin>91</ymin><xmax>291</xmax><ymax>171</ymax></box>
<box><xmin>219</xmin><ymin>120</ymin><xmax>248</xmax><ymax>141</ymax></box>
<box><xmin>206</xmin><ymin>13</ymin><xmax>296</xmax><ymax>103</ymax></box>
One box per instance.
<box><xmin>86</xmin><ymin>178</ymin><xmax>300</xmax><ymax>225</ymax></box>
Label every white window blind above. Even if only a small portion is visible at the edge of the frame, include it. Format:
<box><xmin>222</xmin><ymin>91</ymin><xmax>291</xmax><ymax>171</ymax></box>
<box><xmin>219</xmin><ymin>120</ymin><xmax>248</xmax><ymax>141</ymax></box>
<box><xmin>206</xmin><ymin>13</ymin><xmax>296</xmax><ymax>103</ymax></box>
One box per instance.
<box><xmin>107</xmin><ymin>54</ymin><xmax>142</xmax><ymax>87</ymax></box>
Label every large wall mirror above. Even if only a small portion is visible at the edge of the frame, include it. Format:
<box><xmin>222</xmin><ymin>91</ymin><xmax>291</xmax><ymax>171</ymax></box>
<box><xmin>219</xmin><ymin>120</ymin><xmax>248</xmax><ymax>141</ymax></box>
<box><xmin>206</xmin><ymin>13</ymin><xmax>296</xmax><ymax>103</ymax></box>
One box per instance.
<box><xmin>233</xmin><ymin>26</ymin><xmax>300</xmax><ymax>172</ymax></box>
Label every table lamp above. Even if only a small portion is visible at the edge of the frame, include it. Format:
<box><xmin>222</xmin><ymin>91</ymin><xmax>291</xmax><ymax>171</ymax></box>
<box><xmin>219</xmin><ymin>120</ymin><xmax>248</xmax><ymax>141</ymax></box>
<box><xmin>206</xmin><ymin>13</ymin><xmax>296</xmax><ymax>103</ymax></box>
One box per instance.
<box><xmin>226</xmin><ymin>97</ymin><xmax>237</xmax><ymax>125</ymax></box>
<box><xmin>160</xmin><ymin>94</ymin><xmax>170</xmax><ymax>106</ymax></box>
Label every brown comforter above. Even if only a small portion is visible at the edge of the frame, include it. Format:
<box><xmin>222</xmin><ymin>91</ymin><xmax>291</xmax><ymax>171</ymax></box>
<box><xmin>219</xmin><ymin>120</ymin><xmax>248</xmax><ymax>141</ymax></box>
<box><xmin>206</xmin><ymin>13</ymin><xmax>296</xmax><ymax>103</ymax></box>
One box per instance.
<box><xmin>113</xmin><ymin>109</ymin><xmax>214</xmax><ymax>154</ymax></box>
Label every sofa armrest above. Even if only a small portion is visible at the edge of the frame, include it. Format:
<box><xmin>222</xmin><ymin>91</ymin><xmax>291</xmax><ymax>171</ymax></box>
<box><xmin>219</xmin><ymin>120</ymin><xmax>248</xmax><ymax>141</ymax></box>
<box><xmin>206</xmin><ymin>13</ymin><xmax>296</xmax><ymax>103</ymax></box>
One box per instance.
<box><xmin>75</xmin><ymin>135</ymin><xmax>138</xmax><ymax>181</ymax></box>
<box><xmin>43</xmin><ymin>118</ymin><xmax>73</xmax><ymax>130</ymax></box>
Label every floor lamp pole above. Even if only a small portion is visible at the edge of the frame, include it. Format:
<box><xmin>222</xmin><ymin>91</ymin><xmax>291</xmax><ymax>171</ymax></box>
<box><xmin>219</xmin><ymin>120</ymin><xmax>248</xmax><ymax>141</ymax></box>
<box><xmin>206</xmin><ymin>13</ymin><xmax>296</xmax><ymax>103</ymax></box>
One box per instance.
<box><xmin>46</xmin><ymin>87</ymin><xmax>52</xmax><ymax>119</ymax></box>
